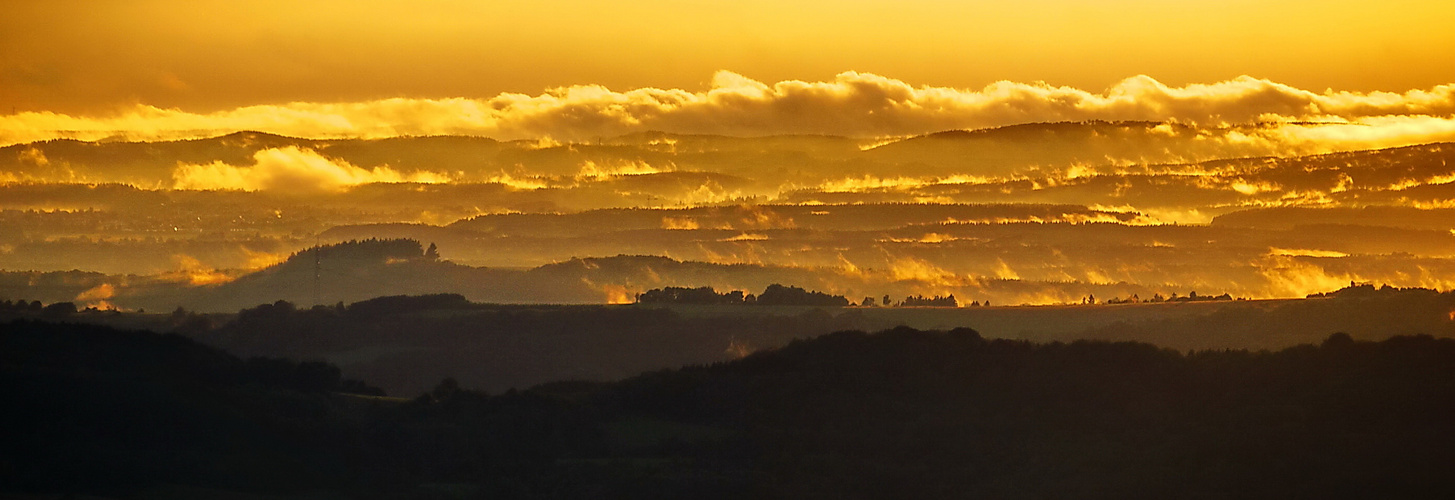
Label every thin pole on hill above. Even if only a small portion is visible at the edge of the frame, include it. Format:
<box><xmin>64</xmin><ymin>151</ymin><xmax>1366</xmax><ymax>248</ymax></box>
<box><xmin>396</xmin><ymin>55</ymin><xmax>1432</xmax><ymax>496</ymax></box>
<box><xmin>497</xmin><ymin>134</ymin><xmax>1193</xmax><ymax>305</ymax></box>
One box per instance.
<box><xmin>313</xmin><ymin>235</ymin><xmax>321</xmax><ymax>307</ymax></box>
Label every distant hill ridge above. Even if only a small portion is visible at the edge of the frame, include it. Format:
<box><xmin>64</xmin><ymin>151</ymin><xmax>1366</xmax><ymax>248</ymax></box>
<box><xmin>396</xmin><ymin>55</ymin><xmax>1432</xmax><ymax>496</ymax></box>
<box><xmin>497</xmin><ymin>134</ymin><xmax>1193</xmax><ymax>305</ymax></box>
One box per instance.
<box><xmin>9</xmin><ymin>121</ymin><xmax>1451</xmax><ymax>185</ymax></box>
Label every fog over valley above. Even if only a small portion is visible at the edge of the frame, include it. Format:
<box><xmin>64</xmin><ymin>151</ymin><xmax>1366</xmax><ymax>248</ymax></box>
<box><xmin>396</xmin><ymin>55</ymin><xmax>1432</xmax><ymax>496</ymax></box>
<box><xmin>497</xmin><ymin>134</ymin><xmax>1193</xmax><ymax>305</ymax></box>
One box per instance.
<box><xmin>3</xmin><ymin>123</ymin><xmax>1454</xmax><ymax>310</ymax></box>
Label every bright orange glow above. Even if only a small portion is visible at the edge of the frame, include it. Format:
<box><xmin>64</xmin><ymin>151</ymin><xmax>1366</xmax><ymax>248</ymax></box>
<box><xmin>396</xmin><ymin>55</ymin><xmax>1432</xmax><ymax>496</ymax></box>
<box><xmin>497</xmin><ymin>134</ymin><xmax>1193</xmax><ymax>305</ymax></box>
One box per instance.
<box><xmin>577</xmin><ymin>161</ymin><xmax>669</xmax><ymax>180</ymax></box>
<box><xmin>242</xmin><ymin>250</ymin><xmax>289</xmax><ymax>271</ymax></box>
<box><xmin>725</xmin><ymin>337</ymin><xmax>754</xmax><ymax>359</ymax></box>
<box><xmin>168</xmin><ymin>255</ymin><xmax>237</xmax><ymax>286</ymax></box>
<box><xmin>719</xmin><ymin>234</ymin><xmax>770</xmax><ymax>242</ymax></box>
<box><xmin>662</xmin><ymin>217</ymin><xmax>700</xmax><ymax>230</ymax></box>
<box><xmin>75</xmin><ymin>283</ymin><xmax>116</xmax><ymax>305</ymax></box>
<box><xmin>602</xmin><ymin>284</ymin><xmax>636</xmax><ymax>305</ymax></box>
<box><xmin>1269</xmin><ymin>248</ymin><xmax>1350</xmax><ymax>258</ymax></box>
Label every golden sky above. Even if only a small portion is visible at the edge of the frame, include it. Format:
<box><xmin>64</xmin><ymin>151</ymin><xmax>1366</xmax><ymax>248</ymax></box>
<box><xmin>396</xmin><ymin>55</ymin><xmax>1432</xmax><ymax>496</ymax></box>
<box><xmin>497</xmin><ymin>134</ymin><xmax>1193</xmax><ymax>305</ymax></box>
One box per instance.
<box><xmin>4</xmin><ymin>0</ymin><xmax>1454</xmax><ymax>115</ymax></box>
<box><xmin>3</xmin><ymin>1</ymin><xmax>1455</xmax><ymax>304</ymax></box>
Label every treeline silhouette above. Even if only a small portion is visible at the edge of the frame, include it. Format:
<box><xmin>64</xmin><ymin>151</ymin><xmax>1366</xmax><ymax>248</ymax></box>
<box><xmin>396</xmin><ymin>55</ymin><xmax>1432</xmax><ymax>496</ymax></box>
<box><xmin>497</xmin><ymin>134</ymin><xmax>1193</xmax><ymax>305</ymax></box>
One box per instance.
<box><xmin>1084</xmin><ymin>290</ymin><xmax>1237</xmax><ymax>305</ymax></box>
<box><xmin>1307</xmin><ymin>282</ymin><xmax>1421</xmax><ymax>299</ymax></box>
<box><xmin>637</xmin><ymin>284</ymin><xmax>850</xmax><ymax>306</ymax></box>
<box><xmin>0</xmin><ymin>298</ymin><xmax>45</xmax><ymax>312</ymax></box>
<box><xmin>6</xmin><ymin>320</ymin><xmax>1455</xmax><ymax>498</ymax></box>
<box><xmin>636</xmin><ymin>287</ymin><xmax>974</xmax><ymax>308</ymax></box>
<box><xmin>754</xmin><ymin>284</ymin><xmax>850</xmax><ymax>306</ymax></box>
<box><xmin>637</xmin><ymin>286</ymin><xmax>751</xmax><ymax>304</ymax></box>
<box><xmin>1</xmin><ymin>298</ymin><xmax>99</xmax><ymax>318</ymax></box>
<box><xmin>281</xmin><ymin>238</ymin><xmax>436</xmax><ymax>268</ymax></box>
<box><xmin>898</xmin><ymin>294</ymin><xmax>959</xmax><ymax>307</ymax></box>
<box><xmin>1063</xmin><ymin>284</ymin><xmax>1455</xmax><ymax>350</ymax></box>
<box><xmin>601</xmin><ymin>328</ymin><xmax>1455</xmax><ymax>498</ymax></box>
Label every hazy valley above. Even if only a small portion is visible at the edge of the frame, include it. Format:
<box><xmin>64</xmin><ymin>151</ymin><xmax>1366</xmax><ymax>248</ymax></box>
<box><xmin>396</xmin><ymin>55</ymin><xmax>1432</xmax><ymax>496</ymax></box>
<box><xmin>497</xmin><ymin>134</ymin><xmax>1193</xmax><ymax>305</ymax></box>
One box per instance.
<box><xmin>3</xmin><ymin>123</ymin><xmax>1454</xmax><ymax>313</ymax></box>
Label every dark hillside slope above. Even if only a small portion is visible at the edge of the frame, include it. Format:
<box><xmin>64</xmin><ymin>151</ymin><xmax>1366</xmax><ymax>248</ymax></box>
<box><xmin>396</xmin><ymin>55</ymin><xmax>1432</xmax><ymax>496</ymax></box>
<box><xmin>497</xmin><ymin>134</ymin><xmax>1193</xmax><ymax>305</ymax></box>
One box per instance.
<box><xmin>604</xmin><ymin>327</ymin><xmax>1455</xmax><ymax>498</ymax></box>
<box><xmin>861</xmin><ymin>121</ymin><xmax>1275</xmax><ymax>176</ymax></box>
<box><xmin>0</xmin><ymin>320</ymin><xmax>383</xmax><ymax>496</ymax></box>
<box><xmin>7</xmin><ymin>321</ymin><xmax>1455</xmax><ymax>498</ymax></box>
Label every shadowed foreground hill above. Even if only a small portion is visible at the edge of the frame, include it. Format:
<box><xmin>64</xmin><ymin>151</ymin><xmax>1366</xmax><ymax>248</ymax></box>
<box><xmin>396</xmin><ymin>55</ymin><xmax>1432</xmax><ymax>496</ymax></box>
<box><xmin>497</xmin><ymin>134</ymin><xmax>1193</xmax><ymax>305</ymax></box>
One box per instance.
<box><xmin>5</xmin><ymin>322</ymin><xmax>1455</xmax><ymax>498</ymax></box>
<box><xmin>0</xmin><ymin>320</ymin><xmax>386</xmax><ymax>497</ymax></box>
<box><xmin>604</xmin><ymin>328</ymin><xmax>1455</xmax><ymax>498</ymax></box>
<box><xmin>197</xmin><ymin>295</ymin><xmax>870</xmax><ymax>395</ymax></box>
<box><xmin>178</xmin><ymin>285</ymin><xmax>1455</xmax><ymax>396</ymax></box>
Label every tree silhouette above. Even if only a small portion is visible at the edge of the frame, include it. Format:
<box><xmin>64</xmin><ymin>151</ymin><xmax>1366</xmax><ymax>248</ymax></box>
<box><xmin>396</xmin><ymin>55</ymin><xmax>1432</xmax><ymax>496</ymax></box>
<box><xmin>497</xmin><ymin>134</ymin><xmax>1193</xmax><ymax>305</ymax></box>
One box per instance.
<box><xmin>40</xmin><ymin>302</ymin><xmax>76</xmax><ymax>318</ymax></box>
<box><xmin>755</xmin><ymin>284</ymin><xmax>850</xmax><ymax>306</ymax></box>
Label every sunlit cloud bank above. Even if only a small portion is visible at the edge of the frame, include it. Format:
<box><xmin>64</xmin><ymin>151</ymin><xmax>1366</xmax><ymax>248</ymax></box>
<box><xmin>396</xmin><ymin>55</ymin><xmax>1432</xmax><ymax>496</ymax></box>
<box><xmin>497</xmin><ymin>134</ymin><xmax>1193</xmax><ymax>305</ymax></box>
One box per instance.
<box><xmin>3</xmin><ymin>72</ymin><xmax>1453</xmax><ymax>150</ymax></box>
<box><xmin>662</xmin><ymin>252</ymin><xmax>1455</xmax><ymax>305</ymax></box>
<box><xmin>558</xmin><ymin>251</ymin><xmax>1455</xmax><ymax>307</ymax></box>
<box><xmin>778</xmin><ymin>142</ymin><xmax>1455</xmax><ymax>223</ymax></box>
<box><xmin>173</xmin><ymin>146</ymin><xmax>449</xmax><ymax>194</ymax></box>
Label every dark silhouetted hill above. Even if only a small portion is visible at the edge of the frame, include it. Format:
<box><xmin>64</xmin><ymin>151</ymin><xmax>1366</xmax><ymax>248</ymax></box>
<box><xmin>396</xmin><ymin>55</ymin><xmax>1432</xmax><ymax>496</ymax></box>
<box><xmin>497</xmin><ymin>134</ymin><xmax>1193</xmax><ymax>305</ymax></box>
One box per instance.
<box><xmin>596</xmin><ymin>327</ymin><xmax>1455</xmax><ymax>497</ymax></box>
<box><xmin>862</xmin><ymin>121</ymin><xmax>1283</xmax><ymax>175</ymax></box>
<box><xmin>193</xmin><ymin>294</ymin><xmax>872</xmax><ymax>395</ymax></box>
<box><xmin>10</xmin><ymin>321</ymin><xmax>1455</xmax><ymax>498</ymax></box>
<box><xmin>0</xmin><ymin>320</ymin><xmax>382</xmax><ymax>496</ymax></box>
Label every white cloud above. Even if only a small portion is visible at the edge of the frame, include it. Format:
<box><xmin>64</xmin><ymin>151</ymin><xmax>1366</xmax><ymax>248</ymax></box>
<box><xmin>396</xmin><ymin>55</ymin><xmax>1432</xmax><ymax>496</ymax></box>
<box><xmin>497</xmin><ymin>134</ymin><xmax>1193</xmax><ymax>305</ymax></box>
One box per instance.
<box><xmin>3</xmin><ymin>72</ymin><xmax>1453</xmax><ymax>147</ymax></box>
<box><xmin>173</xmin><ymin>146</ymin><xmax>448</xmax><ymax>194</ymax></box>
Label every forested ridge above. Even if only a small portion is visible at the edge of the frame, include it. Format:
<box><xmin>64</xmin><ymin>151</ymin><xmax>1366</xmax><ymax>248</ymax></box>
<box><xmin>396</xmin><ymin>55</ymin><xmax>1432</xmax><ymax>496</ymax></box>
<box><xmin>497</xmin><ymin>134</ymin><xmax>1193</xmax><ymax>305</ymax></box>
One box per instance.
<box><xmin>4</xmin><ymin>320</ymin><xmax>1455</xmax><ymax>498</ymax></box>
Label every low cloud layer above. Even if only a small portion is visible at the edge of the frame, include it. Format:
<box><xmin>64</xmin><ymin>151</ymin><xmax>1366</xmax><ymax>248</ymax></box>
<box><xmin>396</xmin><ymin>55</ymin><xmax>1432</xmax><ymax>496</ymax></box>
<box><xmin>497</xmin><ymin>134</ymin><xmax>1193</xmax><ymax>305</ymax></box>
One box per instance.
<box><xmin>173</xmin><ymin>147</ymin><xmax>447</xmax><ymax>194</ymax></box>
<box><xmin>4</xmin><ymin>72</ymin><xmax>1454</xmax><ymax>150</ymax></box>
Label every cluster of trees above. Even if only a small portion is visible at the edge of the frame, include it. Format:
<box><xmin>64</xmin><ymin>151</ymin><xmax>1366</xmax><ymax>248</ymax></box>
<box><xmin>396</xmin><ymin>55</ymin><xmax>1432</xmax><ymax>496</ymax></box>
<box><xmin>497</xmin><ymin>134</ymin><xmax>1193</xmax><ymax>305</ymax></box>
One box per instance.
<box><xmin>1308</xmin><ymin>282</ymin><xmax>1429</xmax><ymax>299</ymax></box>
<box><xmin>9</xmin><ymin>319</ymin><xmax>1455</xmax><ymax>498</ymax></box>
<box><xmin>636</xmin><ymin>284</ymin><xmax>850</xmax><ymax>307</ymax></box>
<box><xmin>282</xmin><ymin>238</ymin><xmax>439</xmax><ymax>269</ymax></box>
<box><xmin>628</xmin><ymin>285</ymin><xmax>1007</xmax><ymax>309</ymax></box>
<box><xmin>634</xmin><ymin>285</ymin><xmax>986</xmax><ymax>308</ymax></box>
<box><xmin>230</xmin><ymin>294</ymin><xmax>482</xmax><ymax>327</ymax></box>
<box><xmin>897</xmin><ymin>294</ymin><xmax>960</xmax><ymax>307</ymax></box>
<box><xmin>1</xmin><ymin>299</ymin><xmax>80</xmax><ymax>318</ymax></box>
<box><xmin>755</xmin><ymin>284</ymin><xmax>850</xmax><ymax>306</ymax></box>
<box><xmin>0</xmin><ymin>299</ymin><xmax>46</xmax><ymax>313</ymax></box>
<box><xmin>1100</xmin><ymin>290</ymin><xmax>1235</xmax><ymax>304</ymax></box>
<box><xmin>637</xmin><ymin>286</ymin><xmax>750</xmax><ymax>304</ymax></box>
<box><xmin>860</xmin><ymin>294</ymin><xmax>981</xmax><ymax>307</ymax></box>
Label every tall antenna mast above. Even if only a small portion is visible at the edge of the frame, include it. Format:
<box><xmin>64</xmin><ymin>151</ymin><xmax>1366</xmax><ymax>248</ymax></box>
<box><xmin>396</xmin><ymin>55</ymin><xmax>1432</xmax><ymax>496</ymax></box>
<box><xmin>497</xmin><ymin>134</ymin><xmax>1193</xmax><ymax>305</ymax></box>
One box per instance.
<box><xmin>313</xmin><ymin>235</ymin><xmax>321</xmax><ymax>307</ymax></box>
